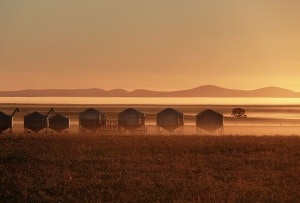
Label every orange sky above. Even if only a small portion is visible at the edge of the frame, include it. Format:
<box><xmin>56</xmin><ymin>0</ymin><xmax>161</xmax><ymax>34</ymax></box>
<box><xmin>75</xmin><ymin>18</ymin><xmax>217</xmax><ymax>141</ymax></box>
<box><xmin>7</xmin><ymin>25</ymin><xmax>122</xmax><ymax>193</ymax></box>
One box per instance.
<box><xmin>1</xmin><ymin>0</ymin><xmax>300</xmax><ymax>91</ymax></box>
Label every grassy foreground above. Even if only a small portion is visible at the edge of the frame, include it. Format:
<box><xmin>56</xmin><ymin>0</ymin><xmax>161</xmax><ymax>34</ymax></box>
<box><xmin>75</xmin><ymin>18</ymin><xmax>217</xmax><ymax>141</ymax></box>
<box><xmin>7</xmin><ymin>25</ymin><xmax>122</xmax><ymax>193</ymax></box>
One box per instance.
<box><xmin>0</xmin><ymin>134</ymin><xmax>299</xmax><ymax>202</ymax></box>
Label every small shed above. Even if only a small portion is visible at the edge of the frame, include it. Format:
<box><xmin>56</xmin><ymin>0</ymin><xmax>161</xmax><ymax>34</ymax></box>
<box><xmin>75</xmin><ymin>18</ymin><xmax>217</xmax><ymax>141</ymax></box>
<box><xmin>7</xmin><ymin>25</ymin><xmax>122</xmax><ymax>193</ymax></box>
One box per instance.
<box><xmin>24</xmin><ymin>108</ymin><xmax>54</xmax><ymax>133</ymax></box>
<box><xmin>157</xmin><ymin>108</ymin><xmax>184</xmax><ymax>132</ymax></box>
<box><xmin>196</xmin><ymin>109</ymin><xmax>223</xmax><ymax>132</ymax></box>
<box><xmin>49</xmin><ymin>114</ymin><xmax>70</xmax><ymax>132</ymax></box>
<box><xmin>24</xmin><ymin>112</ymin><xmax>48</xmax><ymax>132</ymax></box>
<box><xmin>79</xmin><ymin>108</ymin><xmax>106</xmax><ymax>131</ymax></box>
<box><xmin>118</xmin><ymin>108</ymin><xmax>145</xmax><ymax>131</ymax></box>
<box><xmin>0</xmin><ymin>108</ymin><xmax>19</xmax><ymax>133</ymax></box>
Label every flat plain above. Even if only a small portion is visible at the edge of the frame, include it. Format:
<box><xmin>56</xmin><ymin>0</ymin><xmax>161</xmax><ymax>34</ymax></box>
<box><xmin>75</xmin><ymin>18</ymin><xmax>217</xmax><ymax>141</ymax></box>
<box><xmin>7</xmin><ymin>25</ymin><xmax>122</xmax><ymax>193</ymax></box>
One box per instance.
<box><xmin>0</xmin><ymin>134</ymin><xmax>299</xmax><ymax>202</ymax></box>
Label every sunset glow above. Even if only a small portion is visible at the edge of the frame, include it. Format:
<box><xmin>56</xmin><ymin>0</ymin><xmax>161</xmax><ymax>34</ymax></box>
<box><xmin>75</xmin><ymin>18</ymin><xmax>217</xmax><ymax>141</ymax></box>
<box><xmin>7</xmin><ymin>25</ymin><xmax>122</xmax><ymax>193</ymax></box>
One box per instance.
<box><xmin>1</xmin><ymin>0</ymin><xmax>300</xmax><ymax>91</ymax></box>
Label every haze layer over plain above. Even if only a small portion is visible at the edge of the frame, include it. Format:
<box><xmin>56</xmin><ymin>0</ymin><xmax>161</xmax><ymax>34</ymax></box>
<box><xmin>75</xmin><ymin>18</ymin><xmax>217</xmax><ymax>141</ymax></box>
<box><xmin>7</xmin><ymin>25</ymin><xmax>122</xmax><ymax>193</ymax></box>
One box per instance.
<box><xmin>1</xmin><ymin>0</ymin><xmax>300</xmax><ymax>91</ymax></box>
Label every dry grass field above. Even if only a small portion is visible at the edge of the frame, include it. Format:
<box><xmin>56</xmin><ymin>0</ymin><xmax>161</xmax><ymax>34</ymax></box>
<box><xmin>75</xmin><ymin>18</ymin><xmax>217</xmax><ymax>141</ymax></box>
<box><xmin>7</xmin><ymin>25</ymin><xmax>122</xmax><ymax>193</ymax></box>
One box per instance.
<box><xmin>0</xmin><ymin>134</ymin><xmax>299</xmax><ymax>202</ymax></box>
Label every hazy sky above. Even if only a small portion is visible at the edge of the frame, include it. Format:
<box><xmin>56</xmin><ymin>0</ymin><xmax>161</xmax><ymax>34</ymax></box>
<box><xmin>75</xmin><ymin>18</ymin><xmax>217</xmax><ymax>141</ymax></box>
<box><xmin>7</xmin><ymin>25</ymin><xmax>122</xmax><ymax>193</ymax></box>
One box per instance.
<box><xmin>1</xmin><ymin>0</ymin><xmax>300</xmax><ymax>91</ymax></box>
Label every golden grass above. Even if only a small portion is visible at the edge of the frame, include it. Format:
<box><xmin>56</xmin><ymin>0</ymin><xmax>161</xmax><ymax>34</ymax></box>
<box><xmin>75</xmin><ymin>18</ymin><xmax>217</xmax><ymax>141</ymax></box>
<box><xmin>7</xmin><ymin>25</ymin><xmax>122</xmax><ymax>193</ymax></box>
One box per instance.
<box><xmin>0</xmin><ymin>134</ymin><xmax>299</xmax><ymax>202</ymax></box>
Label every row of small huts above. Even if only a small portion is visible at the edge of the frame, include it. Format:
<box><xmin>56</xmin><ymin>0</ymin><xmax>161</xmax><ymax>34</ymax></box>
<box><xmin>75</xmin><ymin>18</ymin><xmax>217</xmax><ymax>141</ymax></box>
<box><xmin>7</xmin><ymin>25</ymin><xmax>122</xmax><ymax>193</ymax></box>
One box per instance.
<box><xmin>0</xmin><ymin>108</ymin><xmax>223</xmax><ymax>133</ymax></box>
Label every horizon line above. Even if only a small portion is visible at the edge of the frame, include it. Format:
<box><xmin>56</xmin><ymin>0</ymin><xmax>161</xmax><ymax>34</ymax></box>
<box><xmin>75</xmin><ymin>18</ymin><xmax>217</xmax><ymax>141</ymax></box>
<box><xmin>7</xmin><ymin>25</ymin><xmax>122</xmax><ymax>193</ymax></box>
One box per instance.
<box><xmin>0</xmin><ymin>85</ymin><xmax>298</xmax><ymax>93</ymax></box>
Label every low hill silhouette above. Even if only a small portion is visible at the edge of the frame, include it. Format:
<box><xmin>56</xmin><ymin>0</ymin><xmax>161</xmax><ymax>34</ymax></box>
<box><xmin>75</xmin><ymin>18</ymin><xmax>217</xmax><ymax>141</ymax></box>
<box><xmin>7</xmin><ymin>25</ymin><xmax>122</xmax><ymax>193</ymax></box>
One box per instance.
<box><xmin>0</xmin><ymin>85</ymin><xmax>299</xmax><ymax>97</ymax></box>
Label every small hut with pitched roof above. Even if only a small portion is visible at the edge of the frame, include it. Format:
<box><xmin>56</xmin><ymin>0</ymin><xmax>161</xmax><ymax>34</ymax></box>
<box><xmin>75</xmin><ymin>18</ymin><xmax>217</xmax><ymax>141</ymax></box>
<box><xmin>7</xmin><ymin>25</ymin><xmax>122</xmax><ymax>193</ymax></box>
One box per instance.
<box><xmin>24</xmin><ymin>108</ymin><xmax>54</xmax><ymax>133</ymax></box>
<box><xmin>79</xmin><ymin>108</ymin><xmax>106</xmax><ymax>132</ymax></box>
<box><xmin>118</xmin><ymin>108</ymin><xmax>145</xmax><ymax>132</ymax></box>
<box><xmin>157</xmin><ymin>108</ymin><xmax>184</xmax><ymax>133</ymax></box>
<box><xmin>49</xmin><ymin>114</ymin><xmax>70</xmax><ymax>132</ymax></box>
<box><xmin>196</xmin><ymin>109</ymin><xmax>223</xmax><ymax>133</ymax></box>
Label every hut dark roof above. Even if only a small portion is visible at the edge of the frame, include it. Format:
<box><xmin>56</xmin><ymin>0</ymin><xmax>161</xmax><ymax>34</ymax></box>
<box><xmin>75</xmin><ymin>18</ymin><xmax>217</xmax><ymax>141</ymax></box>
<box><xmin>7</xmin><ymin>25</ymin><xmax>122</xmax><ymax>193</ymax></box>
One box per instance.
<box><xmin>157</xmin><ymin>108</ymin><xmax>183</xmax><ymax>115</ymax></box>
<box><xmin>79</xmin><ymin>108</ymin><xmax>105</xmax><ymax>116</ymax></box>
<box><xmin>197</xmin><ymin>109</ymin><xmax>223</xmax><ymax>117</ymax></box>
<box><xmin>119</xmin><ymin>108</ymin><xmax>144</xmax><ymax>115</ymax></box>
<box><xmin>24</xmin><ymin>111</ymin><xmax>47</xmax><ymax>119</ymax></box>
<box><xmin>49</xmin><ymin>114</ymin><xmax>69</xmax><ymax>120</ymax></box>
<box><xmin>0</xmin><ymin>111</ymin><xmax>11</xmax><ymax>118</ymax></box>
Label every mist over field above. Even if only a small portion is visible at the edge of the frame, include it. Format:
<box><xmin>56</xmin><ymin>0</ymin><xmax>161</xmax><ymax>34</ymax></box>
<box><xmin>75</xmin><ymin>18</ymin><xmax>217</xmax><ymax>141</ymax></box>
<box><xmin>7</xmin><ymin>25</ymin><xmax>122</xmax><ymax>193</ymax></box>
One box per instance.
<box><xmin>1</xmin><ymin>103</ymin><xmax>300</xmax><ymax>135</ymax></box>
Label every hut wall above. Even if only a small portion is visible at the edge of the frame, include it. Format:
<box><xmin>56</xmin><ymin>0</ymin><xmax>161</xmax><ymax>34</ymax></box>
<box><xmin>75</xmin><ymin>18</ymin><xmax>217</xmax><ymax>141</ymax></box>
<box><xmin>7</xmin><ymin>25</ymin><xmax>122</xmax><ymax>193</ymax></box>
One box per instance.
<box><xmin>49</xmin><ymin>115</ymin><xmax>70</xmax><ymax>131</ymax></box>
<box><xmin>119</xmin><ymin>112</ymin><xmax>142</xmax><ymax>125</ymax></box>
<box><xmin>79</xmin><ymin>114</ymin><xmax>106</xmax><ymax>130</ymax></box>
<box><xmin>157</xmin><ymin>113</ymin><xmax>183</xmax><ymax>126</ymax></box>
<box><xmin>0</xmin><ymin>117</ymin><xmax>12</xmax><ymax>128</ymax></box>
<box><xmin>157</xmin><ymin>114</ymin><xmax>172</xmax><ymax>125</ymax></box>
<box><xmin>79</xmin><ymin>114</ymin><xmax>100</xmax><ymax>125</ymax></box>
<box><xmin>0</xmin><ymin>116</ymin><xmax>12</xmax><ymax>132</ymax></box>
<box><xmin>24</xmin><ymin>116</ymin><xmax>48</xmax><ymax>132</ymax></box>
<box><xmin>196</xmin><ymin>115</ymin><xmax>223</xmax><ymax>127</ymax></box>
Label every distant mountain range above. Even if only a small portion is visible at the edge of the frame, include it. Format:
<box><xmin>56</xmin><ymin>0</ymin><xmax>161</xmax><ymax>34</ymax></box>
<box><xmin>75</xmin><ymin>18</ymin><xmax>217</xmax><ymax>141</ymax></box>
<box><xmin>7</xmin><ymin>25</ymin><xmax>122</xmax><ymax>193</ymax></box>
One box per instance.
<box><xmin>0</xmin><ymin>85</ymin><xmax>299</xmax><ymax>97</ymax></box>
